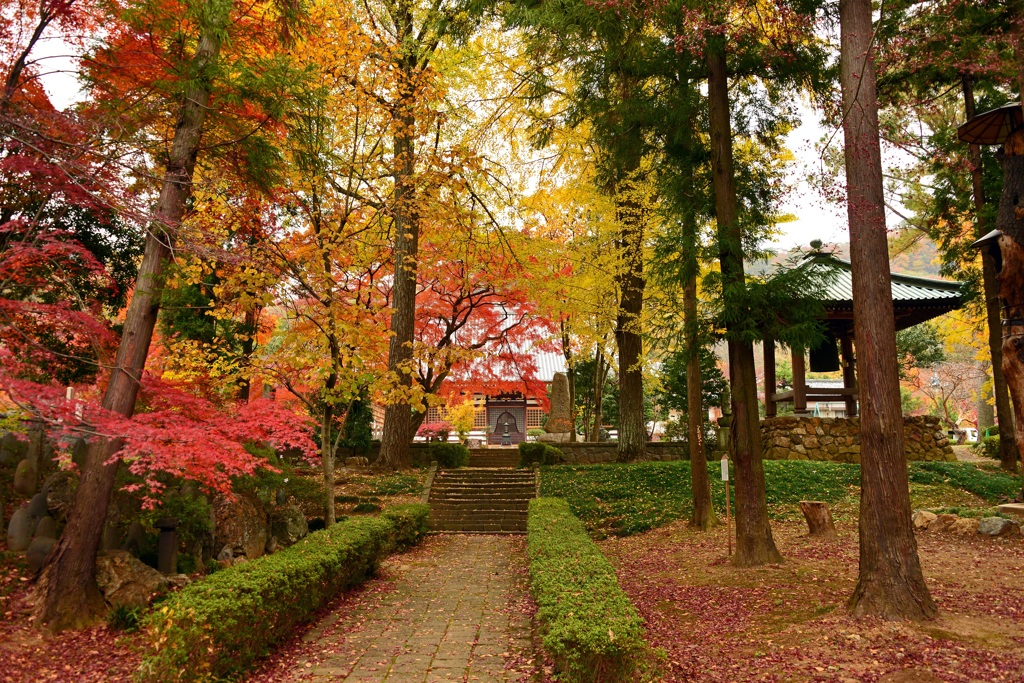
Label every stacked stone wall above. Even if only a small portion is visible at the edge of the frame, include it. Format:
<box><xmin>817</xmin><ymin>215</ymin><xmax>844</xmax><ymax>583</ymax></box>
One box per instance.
<box><xmin>760</xmin><ymin>415</ymin><xmax>955</xmax><ymax>463</ymax></box>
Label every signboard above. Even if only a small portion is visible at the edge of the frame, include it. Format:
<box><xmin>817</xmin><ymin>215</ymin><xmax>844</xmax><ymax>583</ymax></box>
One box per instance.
<box><xmin>720</xmin><ymin>454</ymin><xmax>729</xmax><ymax>481</ymax></box>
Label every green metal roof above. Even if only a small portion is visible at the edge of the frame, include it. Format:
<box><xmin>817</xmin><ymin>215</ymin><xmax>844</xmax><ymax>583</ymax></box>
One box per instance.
<box><xmin>805</xmin><ymin>252</ymin><xmax>963</xmax><ymax>331</ymax></box>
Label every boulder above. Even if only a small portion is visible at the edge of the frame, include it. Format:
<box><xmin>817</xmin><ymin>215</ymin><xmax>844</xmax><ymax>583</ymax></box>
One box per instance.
<box><xmin>26</xmin><ymin>536</ymin><xmax>56</xmax><ymax>574</ymax></box>
<box><xmin>265</xmin><ymin>536</ymin><xmax>279</xmax><ymax>554</ymax></box>
<box><xmin>95</xmin><ymin>550</ymin><xmax>168</xmax><ymax>608</ymax></box>
<box><xmin>344</xmin><ymin>456</ymin><xmax>369</xmax><ymax>467</ymax></box>
<box><xmin>932</xmin><ymin>513</ymin><xmax>958</xmax><ymax>532</ymax></box>
<box><xmin>213</xmin><ymin>493</ymin><xmax>267</xmax><ymax>560</ymax></box>
<box><xmin>947</xmin><ymin>518</ymin><xmax>978</xmax><ymax>536</ymax></box>
<box><xmin>34</xmin><ymin>515</ymin><xmax>57</xmax><ymax>540</ymax></box>
<box><xmin>270</xmin><ymin>504</ymin><xmax>308</xmax><ymax>547</ymax></box>
<box><xmin>913</xmin><ymin>509</ymin><xmax>937</xmax><ymax>532</ymax></box>
<box><xmin>121</xmin><ymin>520</ymin><xmax>149</xmax><ymax>557</ymax></box>
<box><xmin>977</xmin><ymin>517</ymin><xmax>1021</xmax><ymax>537</ymax></box>
<box><xmin>13</xmin><ymin>458</ymin><xmax>37</xmax><ymax>496</ymax></box>
<box><xmin>167</xmin><ymin>574</ymin><xmax>192</xmax><ymax>590</ymax></box>
<box><xmin>544</xmin><ymin>372</ymin><xmax>573</xmax><ymax>434</ymax></box>
<box><xmin>7</xmin><ymin>506</ymin><xmax>34</xmax><ymax>551</ymax></box>
<box><xmin>43</xmin><ymin>471</ymin><xmax>78</xmax><ymax>523</ymax></box>
<box><xmin>27</xmin><ymin>492</ymin><xmax>48</xmax><ymax>519</ymax></box>
<box><xmin>216</xmin><ymin>546</ymin><xmax>233</xmax><ymax>562</ymax></box>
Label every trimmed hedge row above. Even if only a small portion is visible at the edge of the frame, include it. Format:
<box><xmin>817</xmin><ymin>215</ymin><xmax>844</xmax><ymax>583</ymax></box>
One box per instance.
<box><xmin>430</xmin><ymin>442</ymin><xmax>470</xmax><ymax>468</ymax></box>
<box><xmin>526</xmin><ymin>497</ymin><xmax>646</xmax><ymax>682</ymax></box>
<box><xmin>136</xmin><ymin>504</ymin><xmax>429</xmax><ymax>682</ymax></box>
<box><xmin>519</xmin><ymin>441</ymin><xmax>561</xmax><ymax>467</ymax></box>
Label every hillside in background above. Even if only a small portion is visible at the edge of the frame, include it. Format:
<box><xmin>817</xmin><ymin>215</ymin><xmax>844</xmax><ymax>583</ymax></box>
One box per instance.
<box><xmin>757</xmin><ymin>232</ymin><xmax>945</xmax><ymax>279</ymax></box>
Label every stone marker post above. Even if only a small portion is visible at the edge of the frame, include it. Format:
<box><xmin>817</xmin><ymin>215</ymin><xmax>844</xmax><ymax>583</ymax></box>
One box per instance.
<box><xmin>155</xmin><ymin>517</ymin><xmax>179</xmax><ymax>575</ymax></box>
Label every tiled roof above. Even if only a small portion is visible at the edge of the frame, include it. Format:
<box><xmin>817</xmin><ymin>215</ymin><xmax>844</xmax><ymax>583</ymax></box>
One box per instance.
<box><xmin>807</xmin><ymin>253</ymin><xmax>961</xmax><ymax>304</ymax></box>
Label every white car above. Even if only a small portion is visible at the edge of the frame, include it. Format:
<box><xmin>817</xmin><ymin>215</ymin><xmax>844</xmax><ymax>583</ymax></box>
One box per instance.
<box><xmin>964</xmin><ymin>428</ymin><xmax>979</xmax><ymax>443</ymax></box>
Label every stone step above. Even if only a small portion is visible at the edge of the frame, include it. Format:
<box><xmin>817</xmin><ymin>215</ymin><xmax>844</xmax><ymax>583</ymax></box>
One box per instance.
<box><xmin>429</xmin><ymin>491</ymin><xmax>535</xmax><ymax>500</ymax></box>
<box><xmin>430</xmin><ymin>499</ymin><xmax>532</xmax><ymax>509</ymax></box>
<box><xmin>429</xmin><ymin>512</ymin><xmax>528</xmax><ymax>522</ymax></box>
<box><xmin>431</xmin><ymin>483</ymin><xmax>536</xmax><ymax>492</ymax></box>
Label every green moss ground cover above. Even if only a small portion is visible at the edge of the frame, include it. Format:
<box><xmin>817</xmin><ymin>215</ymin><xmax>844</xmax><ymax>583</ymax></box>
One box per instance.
<box><xmin>540</xmin><ymin>460</ymin><xmax>1020</xmax><ymax>537</ymax></box>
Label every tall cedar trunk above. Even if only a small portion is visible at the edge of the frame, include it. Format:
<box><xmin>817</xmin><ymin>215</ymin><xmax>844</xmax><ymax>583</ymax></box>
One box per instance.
<box><xmin>684</xmin><ymin>236</ymin><xmax>716</xmax><ymax>530</ymax></box>
<box><xmin>379</xmin><ymin>1</ymin><xmax>419</xmax><ymax>470</ymax></box>
<box><xmin>614</xmin><ymin>157</ymin><xmax>647</xmax><ymax>461</ymax></box>
<box><xmin>32</xmin><ymin>7</ymin><xmax>228</xmax><ymax>629</ymax></box>
<box><xmin>707</xmin><ymin>35</ymin><xmax>780</xmax><ymax>565</ymax></box>
<box><xmin>841</xmin><ymin>0</ymin><xmax>936</xmax><ymax>620</ymax></box>
<box><xmin>962</xmin><ymin>75</ymin><xmax>1019</xmax><ymax>472</ymax></box>
<box><xmin>994</xmin><ymin>139</ymin><xmax>1024</xmax><ymax>493</ymax></box>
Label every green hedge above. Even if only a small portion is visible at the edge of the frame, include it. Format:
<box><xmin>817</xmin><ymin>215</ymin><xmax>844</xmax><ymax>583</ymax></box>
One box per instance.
<box><xmin>136</xmin><ymin>504</ymin><xmax>429</xmax><ymax>683</ymax></box>
<box><xmin>518</xmin><ymin>441</ymin><xmax>562</xmax><ymax>467</ymax></box>
<box><xmin>972</xmin><ymin>435</ymin><xmax>1000</xmax><ymax>460</ymax></box>
<box><xmin>429</xmin><ymin>442</ymin><xmax>469</xmax><ymax>468</ymax></box>
<box><xmin>527</xmin><ymin>498</ymin><xmax>646</xmax><ymax>682</ymax></box>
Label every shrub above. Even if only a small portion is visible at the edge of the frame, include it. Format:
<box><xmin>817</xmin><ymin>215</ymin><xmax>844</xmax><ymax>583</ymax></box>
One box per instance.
<box><xmin>518</xmin><ymin>442</ymin><xmax>562</xmax><ymax>468</ymax></box>
<box><xmin>429</xmin><ymin>442</ymin><xmax>469</xmax><ymax>468</ymax></box>
<box><xmin>527</xmin><ymin>498</ymin><xmax>646</xmax><ymax>682</ymax></box>
<box><xmin>136</xmin><ymin>504</ymin><xmax>429</xmax><ymax>683</ymax></box>
<box><xmin>417</xmin><ymin>421</ymin><xmax>451</xmax><ymax>442</ymax></box>
<box><xmin>972</xmin><ymin>435</ymin><xmax>1000</xmax><ymax>461</ymax></box>
<box><xmin>107</xmin><ymin>604</ymin><xmax>143</xmax><ymax>632</ymax></box>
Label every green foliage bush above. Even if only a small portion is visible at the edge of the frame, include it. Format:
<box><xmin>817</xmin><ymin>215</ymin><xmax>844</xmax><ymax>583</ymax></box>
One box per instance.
<box><xmin>527</xmin><ymin>498</ymin><xmax>646</xmax><ymax>682</ymax></box>
<box><xmin>907</xmin><ymin>461</ymin><xmax>1019</xmax><ymax>502</ymax></box>
<box><xmin>429</xmin><ymin>442</ymin><xmax>469</xmax><ymax>468</ymax></box>
<box><xmin>971</xmin><ymin>435</ymin><xmax>1000</xmax><ymax>461</ymax></box>
<box><xmin>518</xmin><ymin>442</ymin><xmax>562</xmax><ymax>467</ymax></box>
<box><xmin>136</xmin><ymin>504</ymin><xmax>429</xmax><ymax>683</ymax></box>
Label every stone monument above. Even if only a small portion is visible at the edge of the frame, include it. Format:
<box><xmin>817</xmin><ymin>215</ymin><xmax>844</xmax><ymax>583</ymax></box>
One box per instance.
<box><xmin>540</xmin><ymin>372</ymin><xmax>573</xmax><ymax>441</ymax></box>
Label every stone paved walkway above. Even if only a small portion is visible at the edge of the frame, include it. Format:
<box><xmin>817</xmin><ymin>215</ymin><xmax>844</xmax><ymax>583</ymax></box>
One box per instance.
<box><xmin>281</xmin><ymin>535</ymin><xmax>535</xmax><ymax>683</ymax></box>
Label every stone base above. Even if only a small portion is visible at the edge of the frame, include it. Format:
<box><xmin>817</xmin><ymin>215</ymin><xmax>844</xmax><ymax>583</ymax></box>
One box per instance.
<box><xmin>760</xmin><ymin>415</ymin><xmax>955</xmax><ymax>463</ymax></box>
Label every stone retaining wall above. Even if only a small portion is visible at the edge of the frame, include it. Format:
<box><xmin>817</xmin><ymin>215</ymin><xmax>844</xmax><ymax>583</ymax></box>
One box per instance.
<box><xmin>760</xmin><ymin>415</ymin><xmax>955</xmax><ymax>463</ymax></box>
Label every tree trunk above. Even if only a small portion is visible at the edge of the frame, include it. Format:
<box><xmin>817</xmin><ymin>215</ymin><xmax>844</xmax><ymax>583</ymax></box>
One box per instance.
<box><xmin>614</xmin><ymin>168</ymin><xmax>647</xmax><ymax>462</ymax></box>
<box><xmin>591</xmin><ymin>347</ymin><xmax>606</xmax><ymax>442</ymax></box>
<box><xmin>321</xmin><ymin>374</ymin><xmax>338</xmax><ymax>527</ymax></box>
<box><xmin>962</xmin><ymin>74</ymin><xmax>1019</xmax><ymax>473</ymax></box>
<box><xmin>32</xmin><ymin>5</ymin><xmax>229</xmax><ymax>630</ymax></box>
<box><xmin>379</xmin><ymin>2</ymin><xmax>419</xmax><ymax>471</ymax></box>
<box><xmin>707</xmin><ymin>34</ymin><xmax>780</xmax><ymax>566</ymax></box>
<box><xmin>685</xmin><ymin>238</ymin><xmax>716</xmax><ymax>530</ymax></box>
<box><xmin>995</xmin><ymin>141</ymin><xmax>1024</xmax><ymax>494</ymax></box>
<box><xmin>840</xmin><ymin>0</ymin><xmax>936</xmax><ymax>620</ymax></box>
<box><xmin>799</xmin><ymin>501</ymin><xmax>837</xmax><ymax>538</ymax></box>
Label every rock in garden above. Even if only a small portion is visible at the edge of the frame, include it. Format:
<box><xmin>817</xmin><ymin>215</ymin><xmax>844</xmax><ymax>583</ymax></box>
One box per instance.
<box><xmin>216</xmin><ymin>546</ymin><xmax>233</xmax><ymax>562</ymax></box>
<box><xmin>34</xmin><ymin>515</ymin><xmax>57</xmax><ymax>540</ymax></box>
<box><xmin>977</xmin><ymin>517</ymin><xmax>1021</xmax><ymax>537</ymax></box>
<box><xmin>265</xmin><ymin>535</ymin><xmax>278</xmax><ymax>554</ymax></box>
<box><xmin>121</xmin><ymin>520</ymin><xmax>149</xmax><ymax>557</ymax></box>
<box><xmin>345</xmin><ymin>456</ymin><xmax>369</xmax><ymax>466</ymax></box>
<box><xmin>270</xmin><ymin>504</ymin><xmax>309</xmax><ymax>547</ymax></box>
<box><xmin>7</xmin><ymin>506</ymin><xmax>34</xmax><ymax>552</ymax></box>
<box><xmin>26</xmin><ymin>536</ymin><xmax>56</xmax><ymax>574</ymax></box>
<box><xmin>43</xmin><ymin>470</ymin><xmax>78</xmax><ymax>523</ymax></box>
<box><xmin>932</xmin><ymin>513</ymin><xmax>958</xmax><ymax>532</ymax></box>
<box><xmin>70</xmin><ymin>437</ymin><xmax>89</xmax><ymax>469</ymax></box>
<box><xmin>213</xmin><ymin>493</ymin><xmax>267</xmax><ymax>560</ymax></box>
<box><xmin>167</xmin><ymin>574</ymin><xmax>192</xmax><ymax>590</ymax></box>
<box><xmin>0</xmin><ymin>432</ymin><xmax>27</xmax><ymax>465</ymax></box>
<box><xmin>912</xmin><ymin>510</ymin><xmax>937</xmax><ymax>530</ymax></box>
<box><xmin>544</xmin><ymin>372</ymin><xmax>573</xmax><ymax>434</ymax></box>
<box><xmin>27</xmin><ymin>492</ymin><xmax>48</xmax><ymax>519</ymax></box>
<box><xmin>95</xmin><ymin>550</ymin><xmax>169</xmax><ymax>608</ymax></box>
<box><xmin>13</xmin><ymin>458</ymin><xmax>37</xmax><ymax>496</ymax></box>
<box><xmin>948</xmin><ymin>518</ymin><xmax>978</xmax><ymax>535</ymax></box>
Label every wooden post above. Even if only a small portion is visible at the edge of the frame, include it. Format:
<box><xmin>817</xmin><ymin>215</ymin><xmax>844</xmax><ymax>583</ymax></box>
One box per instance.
<box><xmin>792</xmin><ymin>346</ymin><xmax>807</xmax><ymax>415</ymax></box>
<box><xmin>764</xmin><ymin>337</ymin><xmax>777</xmax><ymax>418</ymax></box>
<box><xmin>799</xmin><ymin>501</ymin><xmax>836</xmax><ymax>538</ymax></box>
<box><xmin>840</xmin><ymin>333</ymin><xmax>858</xmax><ymax>417</ymax></box>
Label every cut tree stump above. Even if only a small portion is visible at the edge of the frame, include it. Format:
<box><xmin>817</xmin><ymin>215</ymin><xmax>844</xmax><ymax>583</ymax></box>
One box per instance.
<box><xmin>799</xmin><ymin>501</ymin><xmax>836</xmax><ymax>538</ymax></box>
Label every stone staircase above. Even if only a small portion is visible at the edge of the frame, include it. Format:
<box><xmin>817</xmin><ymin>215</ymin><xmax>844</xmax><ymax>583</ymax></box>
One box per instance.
<box><xmin>467</xmin><ymin>448</ymin><xmax>520</xmax><ymax>468</ymax></box>
<box><xmin>428</xmin><ymin>467</ymin><xmax>535</xmax><ymax>533</ymax></box>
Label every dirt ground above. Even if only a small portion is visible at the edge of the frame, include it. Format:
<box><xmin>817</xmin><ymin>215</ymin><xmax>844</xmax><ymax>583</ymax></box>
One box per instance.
<box><xmin>601</xmin><ymin>519</ymin><xmax>1024</xmax><ymax>683</ymax></box>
